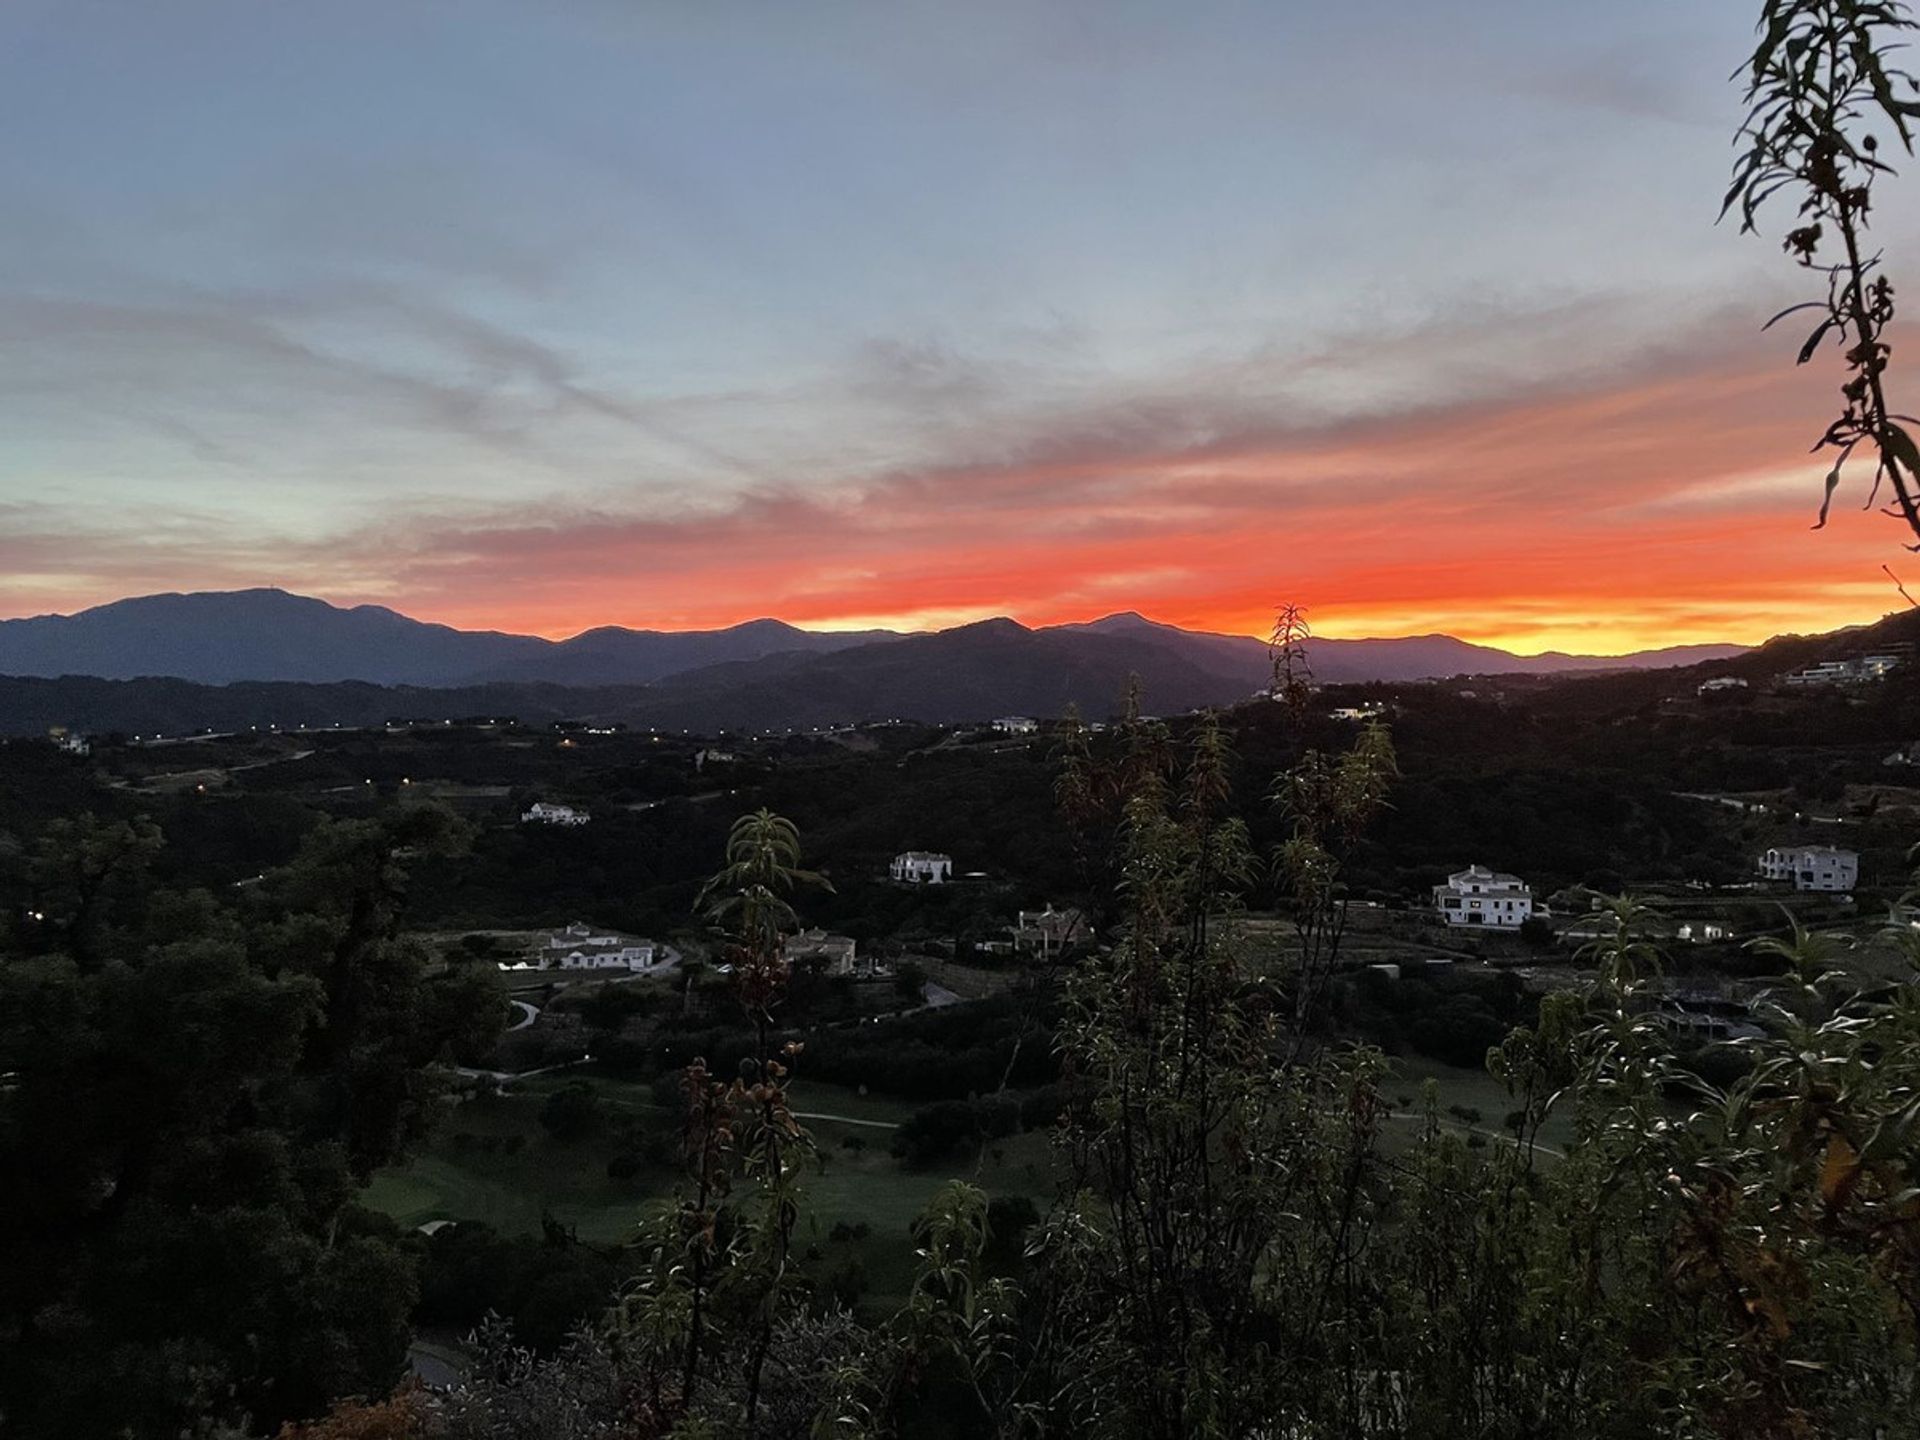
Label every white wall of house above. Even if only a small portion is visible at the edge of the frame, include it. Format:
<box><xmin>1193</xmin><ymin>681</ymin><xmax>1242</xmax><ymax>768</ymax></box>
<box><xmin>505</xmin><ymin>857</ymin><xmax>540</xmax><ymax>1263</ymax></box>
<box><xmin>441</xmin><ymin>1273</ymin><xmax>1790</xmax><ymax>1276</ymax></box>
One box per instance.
<box><xmin>1432</xmin><ymin>864</ymin><xmax>1533</xmax><ymax>928</ymax></box>
<box><xmin>1758</xmin><ymin>846</ymin><xmax>1858</xmax><ymax>892</ymax></box>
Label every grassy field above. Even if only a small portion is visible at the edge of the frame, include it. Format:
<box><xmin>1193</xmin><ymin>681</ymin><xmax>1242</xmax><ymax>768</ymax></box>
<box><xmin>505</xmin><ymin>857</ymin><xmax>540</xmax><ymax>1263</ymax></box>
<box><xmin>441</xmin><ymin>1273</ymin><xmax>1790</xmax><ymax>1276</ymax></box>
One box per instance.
<box><xmin>365</xmin><ymin>1051</ymin><xmax>1564</xmax><ymax>1314</ymax></box>
<box><xmin>366</xmin><ymin>1070</ymin><xmax>1055</xmax><ymax>1306</ymax></box>
<box><xmin>1383</xmin><ymin>1057</ymin><xmax>1575</xmax><ymax>1156</ymax></box>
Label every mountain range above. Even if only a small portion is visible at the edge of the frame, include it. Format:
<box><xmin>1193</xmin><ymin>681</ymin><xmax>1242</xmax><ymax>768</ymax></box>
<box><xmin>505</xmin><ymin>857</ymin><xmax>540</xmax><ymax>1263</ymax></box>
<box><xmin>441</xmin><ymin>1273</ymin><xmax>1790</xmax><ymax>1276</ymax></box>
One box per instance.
<box><xmin>0</xmin><ymin>589</ymin><xmax>1749</xmax><ymax>734</ymax></box>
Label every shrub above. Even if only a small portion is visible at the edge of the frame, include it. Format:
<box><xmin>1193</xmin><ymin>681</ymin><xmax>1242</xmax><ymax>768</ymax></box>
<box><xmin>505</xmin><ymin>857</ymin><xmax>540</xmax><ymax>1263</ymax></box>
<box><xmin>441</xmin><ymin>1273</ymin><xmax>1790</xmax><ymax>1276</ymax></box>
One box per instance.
<box><xmin>538</xmin><ymin>1081</ymin><xmax>604</xmax><ymax>1143</ymax></box>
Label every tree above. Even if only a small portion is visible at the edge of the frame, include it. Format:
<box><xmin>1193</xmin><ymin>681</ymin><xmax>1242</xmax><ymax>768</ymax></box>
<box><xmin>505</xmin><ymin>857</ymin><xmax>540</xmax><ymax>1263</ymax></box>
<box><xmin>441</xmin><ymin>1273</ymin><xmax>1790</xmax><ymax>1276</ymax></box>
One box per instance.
<box><xmin>613</xmin><ymin>809</ymin><xmax>826</xmax><ymax>1433</ymax></box>
<box><xmin>892</xmin><ymin>959</ymin><xmax>928</xmax><ymax>1002</ymax></box>
<box><xmin>0</xmin><ymin>808</ymin><xmax>501</xmax><ymax>1438</ymax></box>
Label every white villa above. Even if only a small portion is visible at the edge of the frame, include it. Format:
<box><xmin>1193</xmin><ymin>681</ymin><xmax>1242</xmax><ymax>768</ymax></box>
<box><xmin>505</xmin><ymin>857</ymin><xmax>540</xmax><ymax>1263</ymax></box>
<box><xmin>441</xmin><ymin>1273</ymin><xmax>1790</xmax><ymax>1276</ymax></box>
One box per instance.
<box><xmin>1697</xmin><ymin>677</ymin><xmax>1748</xmax><ymax>694</ymax></box>
<box><xmin>891</xmin><ymin>851</ymin><xmax>953</xmax><ymax>885</ymax></box>
<box><xmin>782</xmin><ymin>926</ymin><xmax>862</xmax><ymax>977</ymax></box>
<box><xmin>1432</xmin><ymin>864</ymin><xmax>1533</xmax><ymax>928</ymax></box>
<box><xmin>48</xmin><ymin>728</ymin><xmax>92</xmax><ymax>755</ymax></box>
<box><xmin>1758</xmin><ymin>845</ymin><xmax>1858</xmax><ymax>892</ymax></box>
<box><xmin>533</xmin><ymin>921</ymin><xmax>657</xmax><ymax>970</ymax></box>
<box><xmin>991</xmin><ymin>716</ymin><xmax>1039</xmax><ymax>735</ymax></box>
<box><xmin>522</xmin><ymin>801</ymin><xmax>590</xmax><ymax>826</ymax></box>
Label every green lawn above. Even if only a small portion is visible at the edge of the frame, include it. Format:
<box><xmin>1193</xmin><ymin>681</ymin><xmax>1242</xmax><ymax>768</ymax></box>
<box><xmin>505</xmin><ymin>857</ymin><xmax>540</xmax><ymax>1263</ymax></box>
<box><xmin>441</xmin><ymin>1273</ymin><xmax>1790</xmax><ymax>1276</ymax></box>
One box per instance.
<box><xmin>366</xmin><ymin>1070</ymin><xmax>1055</xmax><ymax>1305</ymax></box>
<box><xmin>1383</xmin><ymin>1058</ymin><xmax>1575</xmax><ymax>1156</ymax></box>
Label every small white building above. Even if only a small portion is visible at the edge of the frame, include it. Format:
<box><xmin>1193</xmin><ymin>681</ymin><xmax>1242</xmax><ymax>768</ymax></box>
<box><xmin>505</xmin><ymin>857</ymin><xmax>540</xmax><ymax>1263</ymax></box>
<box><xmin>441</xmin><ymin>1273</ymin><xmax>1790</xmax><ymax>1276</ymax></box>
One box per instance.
<box><xmin>891</xmin><ymin>851</ymin><xmax>953</xmax><ymax>885</ymax></box>
<box><xmin>991</xmin><ymin>716</ymin><xmax>1039</xmax><ymax>735</ymax></box>
<box><xmin>522</xmin><ymin>801</ymin><xmax>589</xmax><ymax>826</ymax></box>
<box><xmin>1758</xmin><ymin>845</ymin><xmax>1858</xmax><ymax>892</ymax></box>
<box><xmin>782</xmin><ymin>926</ymin><xmax>862</xmax><ymax>977</ymax></box>
<box><xmin>1697</xmin><ymin>677</ymin><xmax>1748</xmax><ymax>694</ymax></box>
<box><xmin>1432</xmin><ymin>864</ymin><xmax>1533</xmax><ymax>928</ymax></box>
<box><xmin>48</xmin><ymin>728</ymin><xmax>92</xmax><ymax>755</ymax></box>
<box><xmin>534</xmin><ymin>920</ymin><xmax>657</xmax><ymax>970</ymax></box>
<box><xmin>1328</xmin><ymin>704</ymin><xmax>1386</xmax><ymax>722</ymax></box>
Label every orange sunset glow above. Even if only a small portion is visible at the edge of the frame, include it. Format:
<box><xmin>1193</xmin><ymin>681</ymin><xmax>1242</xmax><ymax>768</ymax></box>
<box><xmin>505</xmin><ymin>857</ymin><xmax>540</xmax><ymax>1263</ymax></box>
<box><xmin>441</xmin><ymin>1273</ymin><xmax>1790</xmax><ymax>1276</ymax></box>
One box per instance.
<box><xmin>9</xmin><ymin>0</ymin><xmax>1920</xmax><ymax>654</ymax></box>
<box><xmin>289</xmin><ymin>338</ymin><xmax>1915</xmax><ymax>655</ymax></box>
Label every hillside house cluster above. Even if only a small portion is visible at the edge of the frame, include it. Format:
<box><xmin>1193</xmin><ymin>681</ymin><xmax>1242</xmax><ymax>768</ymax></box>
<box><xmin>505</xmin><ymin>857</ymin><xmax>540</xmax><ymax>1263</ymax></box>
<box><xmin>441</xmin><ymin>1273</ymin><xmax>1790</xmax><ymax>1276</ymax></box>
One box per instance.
<box><xmin>1432</xmin><ymin>864</ymin><xmax>1533</xmax><ymax>928</ymax></box>
<box><xmin>1758</xmin><ymin>845</ymin><xmax>1858</xmax><ymax>892</ymax></box>
<box><xmin>522</xmin><ymin>801</ymin><xmax>589</xmax><ymax>826</ymax></box>
<box><xmin>891</xmin><ymin>851</ymin><xmax>953</xmax><ymax>884</ymax></box>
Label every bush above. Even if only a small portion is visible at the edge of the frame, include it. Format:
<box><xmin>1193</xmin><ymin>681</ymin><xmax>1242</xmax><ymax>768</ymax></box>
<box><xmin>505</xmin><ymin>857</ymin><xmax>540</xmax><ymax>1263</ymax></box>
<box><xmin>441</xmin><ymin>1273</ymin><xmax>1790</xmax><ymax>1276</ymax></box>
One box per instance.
<box><xmin>459</xmin><ymin>932</ymin><xmax>500</xmax><ymax>960</ymax></box>
<box><xmin>893</xmin><ymin>961</ymin><xmax>928</xmax><ymax>1002</ymax></box>
<box><xmin>538</xmin><ymin>1081</ymin><xmax>604</xmax><ymax>1143</ymax></box>
<box><xmin>891</xmin><ymin>1094</ymin><xmax>1021</xmax><ymax>1167</ymax></box>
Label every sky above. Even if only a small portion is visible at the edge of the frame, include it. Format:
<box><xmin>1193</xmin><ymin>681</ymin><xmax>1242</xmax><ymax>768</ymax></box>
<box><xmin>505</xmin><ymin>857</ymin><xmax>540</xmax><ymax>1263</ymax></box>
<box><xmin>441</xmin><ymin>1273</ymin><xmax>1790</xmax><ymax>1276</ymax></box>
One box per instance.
<box><xmin>3</xmin><ymin>0</ymin><xmax>1919</xmax><ymax>653</ymax></box>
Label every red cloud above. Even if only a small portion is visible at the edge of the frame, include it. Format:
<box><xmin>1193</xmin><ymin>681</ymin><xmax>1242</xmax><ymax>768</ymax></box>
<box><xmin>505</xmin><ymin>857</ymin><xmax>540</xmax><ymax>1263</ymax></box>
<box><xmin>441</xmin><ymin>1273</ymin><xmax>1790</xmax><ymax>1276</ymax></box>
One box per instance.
<box><xmin>333</xmin><ymin>338</ymin><xmax>1908</xmax><ymax>652</ymax></box>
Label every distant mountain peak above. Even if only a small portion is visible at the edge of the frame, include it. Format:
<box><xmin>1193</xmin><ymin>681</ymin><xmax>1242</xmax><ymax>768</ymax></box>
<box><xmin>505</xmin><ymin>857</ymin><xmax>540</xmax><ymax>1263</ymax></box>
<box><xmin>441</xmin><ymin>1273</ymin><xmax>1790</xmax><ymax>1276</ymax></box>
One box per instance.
<box><xmin>946</xmin><ymin>616</ymin><xmax>1032</xmax><ymax>639</ymax></box>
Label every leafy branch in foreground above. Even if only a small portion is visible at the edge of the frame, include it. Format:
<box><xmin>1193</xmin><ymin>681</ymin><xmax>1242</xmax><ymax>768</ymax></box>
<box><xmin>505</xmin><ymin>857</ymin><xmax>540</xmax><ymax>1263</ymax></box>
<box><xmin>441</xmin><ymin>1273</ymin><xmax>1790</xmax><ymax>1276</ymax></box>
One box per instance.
<box><xmin>1729</xmin><ymin>0</ymin><xmax>1920</xmax><ymax>543</ymax></box>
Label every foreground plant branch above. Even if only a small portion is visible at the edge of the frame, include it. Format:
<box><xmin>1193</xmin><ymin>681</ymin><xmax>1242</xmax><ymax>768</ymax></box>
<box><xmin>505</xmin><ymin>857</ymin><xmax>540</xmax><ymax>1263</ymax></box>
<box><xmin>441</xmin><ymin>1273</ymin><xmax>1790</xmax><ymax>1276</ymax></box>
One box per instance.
<box><xmin>1729</xmin><ymin>0</ymin><xmax>1920</xmax><ymax>544</ymax></box>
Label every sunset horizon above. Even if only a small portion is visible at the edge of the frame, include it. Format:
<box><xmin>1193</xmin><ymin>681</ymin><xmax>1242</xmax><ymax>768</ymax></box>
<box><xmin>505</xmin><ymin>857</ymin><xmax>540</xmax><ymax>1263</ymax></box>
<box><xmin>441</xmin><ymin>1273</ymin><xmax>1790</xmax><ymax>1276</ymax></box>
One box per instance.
<box><xmin>8</xmin><ymin>2</ymin><xmax>1920</xmax><ymax>660</ymax></box>
<box><xmin>9</xmin><ymin>579</ymin><xmax>1893</xmax><ymax>658</ymax></box>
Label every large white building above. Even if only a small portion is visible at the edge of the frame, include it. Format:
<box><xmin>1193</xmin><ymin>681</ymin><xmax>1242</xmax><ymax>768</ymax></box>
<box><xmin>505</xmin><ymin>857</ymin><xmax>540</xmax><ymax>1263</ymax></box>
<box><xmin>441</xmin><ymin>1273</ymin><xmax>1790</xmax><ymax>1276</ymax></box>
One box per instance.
<box><xmin>1432</xmin><ymin>864</ymin><xmax>1533</xmax><ymax>928</ymax></box>
<box><xmin>522</xmin><ymin>801</ymin><xmax>589</xmax><ymax>826</ymax></box>
<box><xmin>891</xmin><ymin>851</ymin><xmax>953</xmax><ymax>885</ymax></box>
<box><xmin>991</xmin><ymin>716</ymin><xmax>1039</xmax><ymax>735</ymax></box>
<box><xmin>532</xmin><ymin>921</ymin><xmax>657</xmax><ymax>970</ymax></box>
<box><xmin>1758</xmin><ymin>845</ymin><xmax>1858</xmax><ymax>892</ymax></box>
